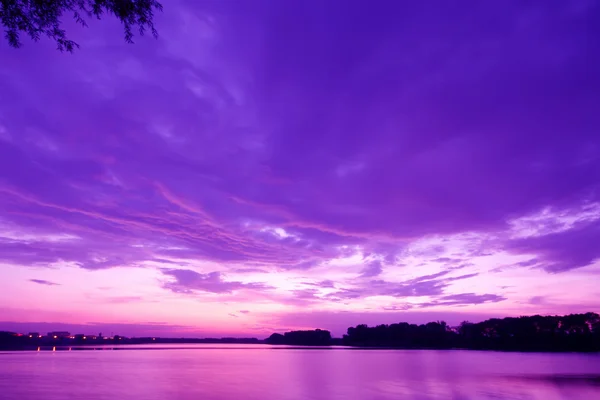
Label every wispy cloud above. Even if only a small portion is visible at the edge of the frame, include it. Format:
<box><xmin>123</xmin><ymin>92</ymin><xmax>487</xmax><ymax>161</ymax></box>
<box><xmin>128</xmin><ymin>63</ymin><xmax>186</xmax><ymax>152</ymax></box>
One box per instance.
<box><xmin>359</xmin><ymin>260</ymin><xmax>383</xmax><ymax>278</ymax></box>
<box><xmin>29</xmin><ymin>279</ymin><xmax>60</xmax><ymax>286</ymax></box>
<box><xmin>161</xmin><ymin>269</ymin><xmax>271</xmax><ymax>294</ymax></box>
<box><xmin>419</xmin><ymin>293</ymin><xmax>506</xmax><ymax>308</ymax></box>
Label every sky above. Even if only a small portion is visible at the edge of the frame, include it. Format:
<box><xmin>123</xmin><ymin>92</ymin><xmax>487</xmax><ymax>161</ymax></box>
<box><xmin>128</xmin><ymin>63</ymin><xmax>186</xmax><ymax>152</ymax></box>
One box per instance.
<box><xmin>0</xmin><ymin>0</ymin><xmax>599</xmax><ymax>338</ymax></box>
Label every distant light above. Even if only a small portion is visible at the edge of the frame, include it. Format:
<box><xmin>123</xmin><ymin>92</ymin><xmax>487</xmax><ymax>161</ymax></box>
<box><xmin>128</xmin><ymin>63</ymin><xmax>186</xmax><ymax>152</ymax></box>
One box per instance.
<box><xmin>29</xmin><ymin>335</ymin><xmax>32</xmax><ymax>338</ymax></box>
<box><xmin>83</xmin><ymin>336</ymin><xmax>86</xmax><ymax>340</ymax></box>
<box><xmin>118</xmin><ymin>337</ymin><xmax>122</xmax><ymax>340</ymax></box>
<box><xmin>38</xmin><ymin>335</ymin><xmax>42</xmax><ymax>338</ymax></box>
<box><xmin>152</xmin><ymin>338</ymin><xmax>156</xmax><ymax>341</ymax></box>
<box><xmin>52</xmin><ymin>347</ymin><xmax>56</xmax><ymax>352</ymax></box>
<box><xmin>53</xmin><ymin>335</ymin><xmax>57</xmax><ymax>339</ymax></box>
<box><xmin>37</xmin><ymin>347</ymin><xmax>40</xmax><ymax>352</ymax></box>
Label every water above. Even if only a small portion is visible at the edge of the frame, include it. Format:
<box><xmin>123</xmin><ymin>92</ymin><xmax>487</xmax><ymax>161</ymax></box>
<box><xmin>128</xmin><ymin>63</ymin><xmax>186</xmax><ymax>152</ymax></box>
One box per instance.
<box><xmin>1</xmin><ymin>344</ymin><xmax>599</xmax><ymax>399</ymax></box>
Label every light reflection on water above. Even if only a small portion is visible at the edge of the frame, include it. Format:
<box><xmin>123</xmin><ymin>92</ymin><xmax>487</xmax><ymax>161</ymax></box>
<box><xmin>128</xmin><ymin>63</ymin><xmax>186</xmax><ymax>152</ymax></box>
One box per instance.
<box><xmin>0</xmin><ymin>345</ymin><xmax>599</xmax><ymax>400</ymax></box>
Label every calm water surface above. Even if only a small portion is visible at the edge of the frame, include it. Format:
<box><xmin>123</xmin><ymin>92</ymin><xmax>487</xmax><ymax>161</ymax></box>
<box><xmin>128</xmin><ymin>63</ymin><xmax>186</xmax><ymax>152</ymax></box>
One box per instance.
<box><xmin>1</xmin><ymin>344</ymin><xmax>599</xmax><ymax>400</ymax></box>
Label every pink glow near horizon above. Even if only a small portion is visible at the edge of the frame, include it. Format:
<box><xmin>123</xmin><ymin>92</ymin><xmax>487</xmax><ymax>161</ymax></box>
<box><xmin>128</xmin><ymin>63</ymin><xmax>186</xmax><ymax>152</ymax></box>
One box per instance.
<box><xmin>1</xmin><ymin>0</ymin><xmax>599</xmax><ymax>338</ymax></box>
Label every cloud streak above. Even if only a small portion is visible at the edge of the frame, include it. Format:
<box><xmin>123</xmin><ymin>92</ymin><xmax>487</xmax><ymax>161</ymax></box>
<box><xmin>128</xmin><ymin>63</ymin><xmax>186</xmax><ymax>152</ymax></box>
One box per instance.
<box><xmin>29</xmin><ymin>279</ymin><xmax>60</xmax><ymax>286</ymax></box>
<box><xmin>161</xmin><ymin>269</ymin><xmax>271</xmax><ymax>294</ymax></box>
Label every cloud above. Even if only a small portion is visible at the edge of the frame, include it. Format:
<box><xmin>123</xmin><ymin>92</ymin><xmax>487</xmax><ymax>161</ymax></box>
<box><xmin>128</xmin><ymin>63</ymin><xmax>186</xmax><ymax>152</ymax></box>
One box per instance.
<box><xmin>232</xmin><ymin>268</ymin><xmax>268</xmax><ymax>274</ymax></box>
<box><xmin>302</xmin><ymin>280</ymin><xmax>336</xmax><ymax>289</ymax></box>
<box><xmin>506</xmin><ymin>219</ymin><xmax>600</xmax><ymax>272</ymax></box>
<box><xmin>290</xmin><ymin>289</ymin><xmax>321</xmax><ymax>301</ymax></box>
<box><xmin>382</xmin><ymin>304</ymin><xmax>412</xmax><ymax>311</ymax></box>
<box><xmin>326</xmin><ymin>272</ymin><xmax>479</xmax><ymax>301</ymax></box>
<box><xmin>280</xmin><ymin>259</ymin><xmax>322</xmax><ymax>271</ymax></box>
<box><xmin>29</xmin><ymin>279</ymin><xmax>60</xmax><ymax>286</ymax></box>
<box><xmin>419</xmin><ymin>293</ymin><xmax>507</xmax><ymax>308</ymax></box>
<box><xmin>516</xmin><ymin>259</ymin><xmax>539</xmax><ymax>268</ymax></box>
<box><xmin>529</xmin><ymin>296</ymin><xmax>546</xmax><ymax>305</ymax></box>
<box><xmin>359</xmin><ymin>260</ymin><xmax>383</xmax><ymax>278</ymax></box>
<box><xmin>103</xmin><ymin>296</ymin><xmax>145</xmax><ymax>304</ymax></box>
<box><xmin>161</xmin><ymin>269</ymin><xmax>271</xmax><ymax>294</ymax></box>
<box><xmin>0</xmin><ymin>0</ymin><xmax>596</xmax><ymax>276</ymax></box>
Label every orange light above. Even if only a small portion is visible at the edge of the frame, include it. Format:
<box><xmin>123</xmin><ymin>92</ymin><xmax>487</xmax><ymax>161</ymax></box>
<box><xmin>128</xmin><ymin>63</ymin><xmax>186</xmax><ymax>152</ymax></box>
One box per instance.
<box><xmin>37</xmin><ymin>347</ymin><xmax>40</xmax><ymax>352</ymax></box>
<box><xmin>52</xmin><ymin>346</ymin><xmax>56</xmax><ymax>352</ymax></box>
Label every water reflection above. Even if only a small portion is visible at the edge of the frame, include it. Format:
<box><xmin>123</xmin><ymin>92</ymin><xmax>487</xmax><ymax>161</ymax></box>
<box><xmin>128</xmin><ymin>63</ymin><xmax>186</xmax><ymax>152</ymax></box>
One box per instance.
<box><xmin>375</xmin><ymin>375</ymin><xmax>600</xmax><ymax>399</ymax></box>
<box><xmin>0</xmin><ymin>346</ymin><xmax>598</xmax><ymax>400</ymax></box>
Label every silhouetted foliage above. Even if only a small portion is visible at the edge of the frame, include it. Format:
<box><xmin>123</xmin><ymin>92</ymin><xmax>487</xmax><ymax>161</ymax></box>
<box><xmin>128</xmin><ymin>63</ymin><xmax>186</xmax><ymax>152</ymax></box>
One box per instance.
<box><xmin>344</xmin><ymin>321</ymin><xmax>454</xmax><ymax>349</ymax></box>
<box><xmin>0</xmin><ymin>331</ymin><xmax>24</xmax><ymax>349</ymax></box>
<box><xmin>266</xmin><ymin>329</ymin><xmax>332</xmax><ymax>346</ymax></box>
<box><xmin>266</xmin><ymin>333</ymin><xmax>285</xmax><ymax>345</ymax></box>
<box><xmin>343</xmin><ymin>313</ymin><xmax>600</xmax><ymax>352</ymax></box>
<box><xmin>1</xmin><ymin>0</ymin><xmax>162</xmax><ymax>51</ymax></box>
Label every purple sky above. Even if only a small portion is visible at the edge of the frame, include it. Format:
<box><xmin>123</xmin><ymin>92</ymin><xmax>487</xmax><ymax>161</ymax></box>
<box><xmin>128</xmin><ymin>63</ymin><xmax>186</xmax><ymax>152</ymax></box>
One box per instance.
<box><xmin>1</xmin><ymin>0</ymin><xmax>599</xmax><ymax>338</ymax></box>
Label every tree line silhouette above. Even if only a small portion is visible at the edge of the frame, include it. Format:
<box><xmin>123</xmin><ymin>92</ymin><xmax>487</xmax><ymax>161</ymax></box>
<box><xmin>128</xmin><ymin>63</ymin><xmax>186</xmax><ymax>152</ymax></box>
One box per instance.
<box><xmin>3</xmin><ymin>313</ymin><xmax>598</xmax><ymax>351</ymax></box>
<box><xmin>266</xmin><ymin>329</ymin><xmax>332</xmax><ymax>346</ymax></box>
<box><xmin>267</xmin><ymin>313</ymin><xmax>600</xmax><ymax>351</ymax></box>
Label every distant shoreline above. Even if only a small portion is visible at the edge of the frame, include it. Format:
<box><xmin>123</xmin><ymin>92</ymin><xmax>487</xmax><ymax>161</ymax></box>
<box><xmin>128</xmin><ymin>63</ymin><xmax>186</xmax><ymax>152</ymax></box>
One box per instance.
<box><xmin>3</xmin><ymin>312</ymin><xmax>599</xmax><ymax>353</ymax></box>
<box><xmin>2</xmin><ymin>344</ymin><xmax>600</xmax><ymax>354</ymax></box>
<box><xmin>0</xmin><ymin>336</ymin><xmax>265</xmax><ymax>351</ymax></box>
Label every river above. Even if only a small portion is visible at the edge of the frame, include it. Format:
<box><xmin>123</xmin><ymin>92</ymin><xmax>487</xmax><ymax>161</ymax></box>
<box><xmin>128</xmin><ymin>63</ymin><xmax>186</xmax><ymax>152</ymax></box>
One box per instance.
<box><xmin>1</xmin><ymin>344</ymin><xmax>599</xmax><ymax>399</ymax></box>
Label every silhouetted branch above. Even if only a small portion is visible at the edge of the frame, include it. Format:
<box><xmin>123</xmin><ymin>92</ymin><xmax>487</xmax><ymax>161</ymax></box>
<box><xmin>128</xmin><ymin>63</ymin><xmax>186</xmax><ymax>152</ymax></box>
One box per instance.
<box><xmin>0</xmin><ymin>0</ymin><xmax>162</xmax><ymax>51</ymax></box>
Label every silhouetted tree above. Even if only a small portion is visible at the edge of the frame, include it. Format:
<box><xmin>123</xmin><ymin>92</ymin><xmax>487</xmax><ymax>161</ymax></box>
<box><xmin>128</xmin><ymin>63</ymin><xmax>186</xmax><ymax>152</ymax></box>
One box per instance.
<box><xmin>343</xmin><ymin>321</ymin><xmax>457</xmax><ymax>349</ymax></box>
<box><xmin>266</xmin><ymin>329</ymin><xmax>332</xmax><ymax>346</ymax></box>
<box><xmin>0</xmin><ymin>332</ymin><xmax>25</xmax><ymax>349</ymax></box>
<box><xmin>341</xmin><ymin>313</ymin><xmax>600</xmax><ymax>352</ymax></box>
<box><xmin>265</xmin><ymin>333</ymin><xmax>285</xmax><ymax>345</ymax></box>
<box><xmin>1</xmin><ymin>0</ymin><xmax>162</xmax><ymax>51</ymax></box>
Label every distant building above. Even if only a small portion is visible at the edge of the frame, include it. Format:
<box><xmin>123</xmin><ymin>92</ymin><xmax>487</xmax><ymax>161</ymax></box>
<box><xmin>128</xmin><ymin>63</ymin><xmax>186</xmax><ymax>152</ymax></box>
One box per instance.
<box><xmin>48</xmin><ymin>331</ymin><xmax>70</xmax><ymax>339</ymax></box>
<box><xmin>28</xmin><ymin>332</ymin><xmax>40</xmax><ymax>338</ymax></box>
